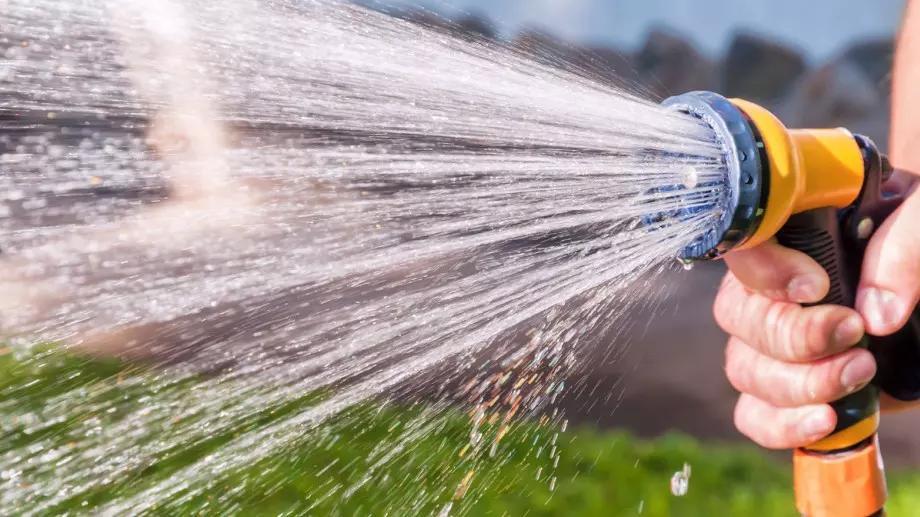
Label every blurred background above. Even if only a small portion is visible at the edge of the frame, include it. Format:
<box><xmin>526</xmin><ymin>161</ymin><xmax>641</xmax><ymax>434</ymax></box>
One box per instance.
<box><xmin>365</xmin><ymin>0</ymin><xmax>897</xmax><ymax>150</ymax></box>
<box><xmin>5</xmin><ymin>1</ymin><xmax>920</xmax><ymax>515</ymax></box>
<box><xmin>357</xmin><ymin>0</ymin><xmax>920</xmax><ymax>470</ymax></box>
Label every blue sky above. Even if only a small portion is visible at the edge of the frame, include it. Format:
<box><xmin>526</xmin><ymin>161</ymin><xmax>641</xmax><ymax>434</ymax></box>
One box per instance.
<box><xmin>380</xmin><ymin>0</ymin><xmax>904</xmax><ymax>63</ymax></box>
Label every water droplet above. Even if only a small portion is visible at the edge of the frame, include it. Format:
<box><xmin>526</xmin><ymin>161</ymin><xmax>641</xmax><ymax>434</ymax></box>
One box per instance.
<box><xmin>676</xmin><ymin>257</ymin><xmax>693</xmax><ymax>271</ymax></box>
<box><xmin>670</xmin><ymin>463</ymin><xmax>691</xmax><ymax>496</ymax></box>
<box><xmin>681</xmin><ymin>167</ymin><xmax>698</xmax><ymax>189</ymax></box>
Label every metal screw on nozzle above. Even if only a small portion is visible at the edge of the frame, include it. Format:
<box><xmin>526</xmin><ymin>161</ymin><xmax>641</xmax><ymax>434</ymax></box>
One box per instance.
<box><xmin>857</xmin><ymin>217</ymin><xmax>875</xmax><ymax>240</ymax></box>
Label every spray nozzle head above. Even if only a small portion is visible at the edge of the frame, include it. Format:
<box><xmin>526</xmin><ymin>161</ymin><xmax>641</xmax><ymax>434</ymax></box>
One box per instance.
<box><xmin>651</xmin><ymin>91</ymin><xmax>768</xmax><ymax>262</ymax></box>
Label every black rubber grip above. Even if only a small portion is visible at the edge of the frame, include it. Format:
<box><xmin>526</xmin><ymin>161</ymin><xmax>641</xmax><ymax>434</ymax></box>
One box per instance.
<box><xmin>871</xmin><ymin>298</ymin><xmax>920</xmax><ymax>401</ymax></box>
<box><xmin>775</xmin><ymin>208</ymin><xmax>853</xmax><ymax>306</ymax></box>
<box><xmin>775</xmin><ymin>208</ymin><xmax>878</xmax><ymax>443</ymax></box>
<box><xmin>775</xmin><ymin>203</ymin><xmax>920</xmax><ymax>405</ymax></box>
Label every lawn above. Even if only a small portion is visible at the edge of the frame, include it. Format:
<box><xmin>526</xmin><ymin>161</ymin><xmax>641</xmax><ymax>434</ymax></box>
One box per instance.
<box><xmin>2</xmin><ymin>346</ymin><xmax>920</xmax><ymax>516</ymax></box>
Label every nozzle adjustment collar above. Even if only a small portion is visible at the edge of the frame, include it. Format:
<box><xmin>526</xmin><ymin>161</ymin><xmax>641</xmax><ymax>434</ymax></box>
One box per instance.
<box><xmin>662</xmin><ymin>91</ymin><xmax>767</xmax><ymax>261</ymax></box>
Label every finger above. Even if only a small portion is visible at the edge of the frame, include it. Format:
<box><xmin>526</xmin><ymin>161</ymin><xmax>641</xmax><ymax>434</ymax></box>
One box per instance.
<box><xmin>714</xmin><ymin>274</ymin><xmax>865</xmax><ymax>362</ymax></box>
<box><xmin>856</xmin><ymin>188</ymin><xmax>920</xmax><ymax>335</ymax></box>
<box><xmin>882</xmin><ymin>169</ymin><xmax>918</xmax><ymax>196</ymax></box>
<box><xmin>723</xmin><ymin>238</ymin><xmax>829</xmax><ymax>304</ymax></box>
<box><xmin>733</xmin><ymin>394</ymin><xmax>836</xmax><ymax>450</ymax></box>
<box><xmin>882</xmin><ymin>170</ymin><xmax>918</xmax><ymax>196</ymax></box>
<box><xmin>724</xmin><ymin>337</ymin><xmax>876</xmax><ymax>408</ymax></box>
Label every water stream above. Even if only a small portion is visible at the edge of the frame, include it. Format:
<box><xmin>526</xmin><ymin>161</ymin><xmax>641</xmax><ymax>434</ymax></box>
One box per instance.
<box><xmin>0</xmin><ymin>0</ymin><xmax>727</xmax><ymax>514</ymax></box>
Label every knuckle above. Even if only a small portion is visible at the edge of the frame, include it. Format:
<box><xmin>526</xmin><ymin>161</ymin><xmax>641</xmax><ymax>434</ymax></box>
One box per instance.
<box><xmin>762</xmin><ymin>289</ymin><xmax>786</xmax><ymax>301</ymax></box>
<box><xmin>714</xmin><ymin>277</ymin><xmax>744</xmax><ymax>334</ymax></box>
<box><xmin>801</xmin><ymin>308</ymin><xmax>835</xmax><ymax>359</ymax></box>
<box><xmin>745</xmin><ymin>265</ymin><xmax>774</xmax><ymax>292</ymax></box>
<box><xmin>734</xmin><ymin>396</ymin><xmax>781</xmax><ymax>449</ymax></box>
<box><xmin>764</xmin><ymin>301</ymin><xmax>798</xmax><ymax>359</ymax></box>
<box><xmin>725</xmin><ymin>251</ymin><xmax>761</xmax><ymax>288</ymax></box>
<box><xmin>765</xmin><ymin>425</ymin><xmax>792</xmax><ymax>449</ymax></box>
<box><xmin>767</xmin><ymin>359</ymin><xmax>807</xmax><ymax>408</ymax></box>
<box><xmin>724</xmin><ymin>340</ymin><xmax>748</xmax><ymax>392</ymax></box>
<box><xmin>713</xmin><ymin>287</ymin><xmax>731</xmax><ymax>332</ymax></box>
<box><xmin>733</xmin><ymin>397</ymin><xmax>758</xmax><ymax>440</ymax></box>
<box><xmin>802</xmin><ymin>363</ymin><xmax>832</xmax><ymax>404</ymax></box>
<box><xmin>719</xmin><ymin>270</ymin><xmax>735</xmax><ymax>291</ymax></box>
<box><xmin>752</xmin><ymin>249</ymin><xmax>791</xmax><ymax>292</ymax></box>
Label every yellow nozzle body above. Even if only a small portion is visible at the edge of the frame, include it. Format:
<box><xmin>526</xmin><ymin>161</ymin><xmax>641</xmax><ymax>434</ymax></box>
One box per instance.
<box><xmin>730</xmin><ymin>96</ymin><xmax>880</xmax><ymax>458</ymax></box>
<box><xmin>662</xmin><ymin>91</ymin><xmax>900</xmax><ymax>516</ymax></box>
<box><xmin>726</xmin><ymin>98</ymin><xmax>887</xmax><ymax>517</ymax></box>
<box><xmin>729</xmin><ymin>98</ymin><xmax>866</xmax><ymax>251</ymax></box>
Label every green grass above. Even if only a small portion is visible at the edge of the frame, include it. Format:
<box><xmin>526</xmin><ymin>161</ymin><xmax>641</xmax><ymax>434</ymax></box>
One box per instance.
<box><xmin>3</xmin><ymin>347</ymin><xmax>920</xmax><ymax>516</ymax></box>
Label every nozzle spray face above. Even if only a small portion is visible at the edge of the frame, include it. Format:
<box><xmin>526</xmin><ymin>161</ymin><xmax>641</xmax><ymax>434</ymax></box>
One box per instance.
<box><xmin>656</xmin><ymin>91</ymin><xmax>768</xmax><ymax>262</ymax></box>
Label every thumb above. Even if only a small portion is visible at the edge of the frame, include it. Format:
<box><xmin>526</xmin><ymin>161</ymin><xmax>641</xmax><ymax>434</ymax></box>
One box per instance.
<box><xmin>856</xmin><ymin>184</ymin><xmax>920</xmax><ymax>336</ymax></box>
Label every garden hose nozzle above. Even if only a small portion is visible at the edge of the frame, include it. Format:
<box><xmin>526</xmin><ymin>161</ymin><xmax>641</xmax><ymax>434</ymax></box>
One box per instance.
<box><xmin>657</xmin><ymin>90</ymin><xmax>920</xmax><ymax>517</ymax></box>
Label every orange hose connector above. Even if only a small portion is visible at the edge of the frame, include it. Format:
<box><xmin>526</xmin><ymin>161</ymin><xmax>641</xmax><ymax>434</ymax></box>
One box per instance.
<box><xmin>793</xmin><ymin>434</ymin><xmax>887</xmax><ymax>517</ymax></box>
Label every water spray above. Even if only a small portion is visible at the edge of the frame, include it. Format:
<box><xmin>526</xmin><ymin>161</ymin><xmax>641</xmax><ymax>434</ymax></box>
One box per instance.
<box><xmin>4</xmin><ymin>0</ymin><xmax>917</xmax><ymax>512</ymax></box>
<box><xmin>657</xmin><ymin>90</ymin><xmax>920</xmax><ymax>517</ymax></box>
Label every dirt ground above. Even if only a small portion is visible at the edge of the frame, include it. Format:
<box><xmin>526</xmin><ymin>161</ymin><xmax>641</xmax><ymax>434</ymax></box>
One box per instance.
<box><xmin>557</xmin><ymin>260</ymin><xmax>920</xmax><ymax>470</ymax></box>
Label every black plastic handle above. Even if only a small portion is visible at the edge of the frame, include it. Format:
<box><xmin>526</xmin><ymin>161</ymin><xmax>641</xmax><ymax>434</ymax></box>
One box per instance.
<box><xmin>776</xmin><ymin>210</ymin><xmax>879</xmax><ymax>444</ymax></box>
<box><xmin>775</xmin><ymin>137</ymin><xmax>920</xmax><ymax>445</ymax></box>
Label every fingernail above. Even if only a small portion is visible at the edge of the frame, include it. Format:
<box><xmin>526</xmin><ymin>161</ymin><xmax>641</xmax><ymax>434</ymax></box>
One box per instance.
<box><xmin>841</xmin><ymin>354</ymin><xmax>877</xmax><ymax>392</ymax></box>
<box><xmin>787</xmin><ymin>274</ymin><xmax>823</xmax><ymax>303</ymax></box>
<box><xmin>802</xmin><ymin>410</ymin><xmax>833</xmax><ymax>439</ymax></box>
<box><xmin>833</xmin><ymin>315</ymin><xmax>864</xmax><ymax>346</ymax></box>
<box><xmin>858</xmin><ymin>287</ymin><xmax>904</xmax><ymax>330</ymax></box>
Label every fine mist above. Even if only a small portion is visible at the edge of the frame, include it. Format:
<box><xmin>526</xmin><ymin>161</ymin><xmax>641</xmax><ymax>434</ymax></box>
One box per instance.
<box><xmin>0</xmin><ymin>0</ymin><xmax>728</xmax><ymax>514</ymax></box>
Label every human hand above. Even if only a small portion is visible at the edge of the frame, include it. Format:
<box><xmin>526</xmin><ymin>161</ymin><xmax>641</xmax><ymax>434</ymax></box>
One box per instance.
<box><xmin>713</xmin><ymin>172</ymin><xmax>920</xmax><ymax>449</ymax></box>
